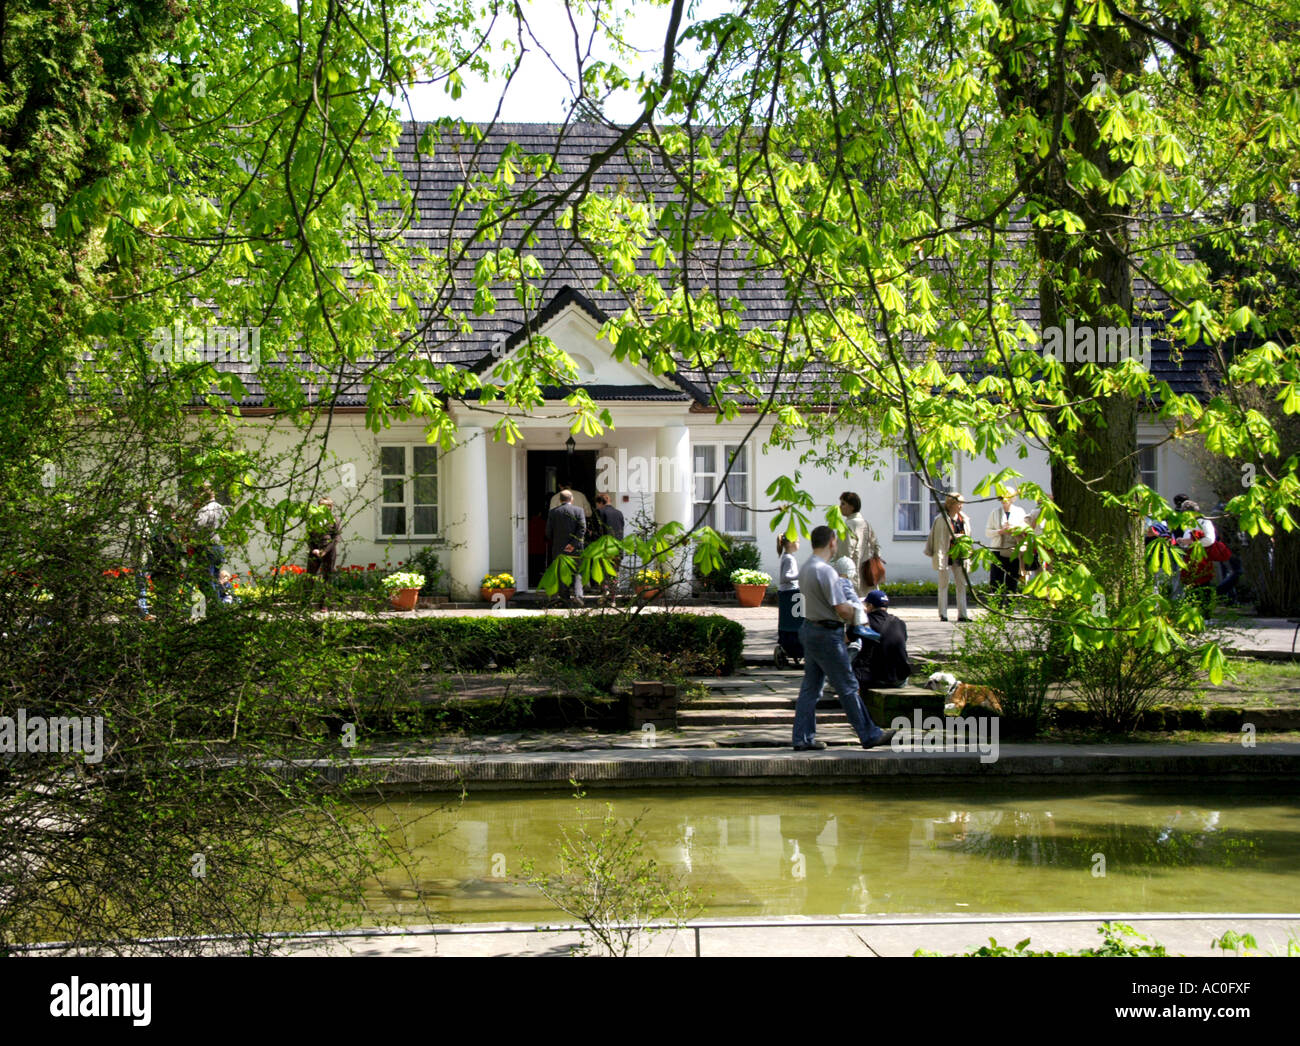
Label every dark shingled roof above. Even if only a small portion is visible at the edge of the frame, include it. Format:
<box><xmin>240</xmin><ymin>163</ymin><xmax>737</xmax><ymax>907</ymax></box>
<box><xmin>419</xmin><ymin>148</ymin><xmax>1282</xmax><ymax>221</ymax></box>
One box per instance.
<box><xmin>187</xmin><ymin>121</ymin><xmax>1221</xmax><ymax>408</ymax></box>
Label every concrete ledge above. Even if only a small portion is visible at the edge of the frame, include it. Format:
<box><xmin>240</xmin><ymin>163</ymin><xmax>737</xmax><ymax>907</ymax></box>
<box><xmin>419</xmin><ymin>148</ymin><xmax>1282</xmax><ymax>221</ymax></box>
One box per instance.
<box><xmin>282</xmin><ymin>743</ymin><xmax>1300</xmax><ymax>792</ymax></box>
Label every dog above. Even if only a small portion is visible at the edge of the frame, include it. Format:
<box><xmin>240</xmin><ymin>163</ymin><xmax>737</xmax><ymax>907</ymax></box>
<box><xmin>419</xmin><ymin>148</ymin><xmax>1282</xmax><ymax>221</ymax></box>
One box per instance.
<box><xmin>925</xmin><ymin>671</ymin><xmax>1004</xmax><ymax>715</ymax></box>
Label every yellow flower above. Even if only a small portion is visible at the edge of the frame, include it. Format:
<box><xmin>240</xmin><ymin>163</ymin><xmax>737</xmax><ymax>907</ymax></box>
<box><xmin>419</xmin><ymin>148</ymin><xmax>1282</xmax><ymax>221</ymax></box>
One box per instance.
<box><xmin>633</xmin><ymin>568</ymin><xmax>670</xmax><ymax>586</ymax></box>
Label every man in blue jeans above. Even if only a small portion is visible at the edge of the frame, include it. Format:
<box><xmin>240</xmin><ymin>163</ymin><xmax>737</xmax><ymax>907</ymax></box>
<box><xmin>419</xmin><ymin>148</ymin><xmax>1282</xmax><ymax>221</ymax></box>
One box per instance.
<box><xmin>792</xmin><ymin>525</ymin><xmax>897</xmax><ymax>752</ymax></box>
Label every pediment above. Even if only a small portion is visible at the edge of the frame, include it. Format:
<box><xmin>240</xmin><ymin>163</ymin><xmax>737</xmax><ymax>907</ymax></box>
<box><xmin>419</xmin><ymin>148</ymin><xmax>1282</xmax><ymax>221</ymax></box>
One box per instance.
<box><xmin>484</xmin><ymin>296</ymin><xmax>681</xmax><ymax>392</ymax></box>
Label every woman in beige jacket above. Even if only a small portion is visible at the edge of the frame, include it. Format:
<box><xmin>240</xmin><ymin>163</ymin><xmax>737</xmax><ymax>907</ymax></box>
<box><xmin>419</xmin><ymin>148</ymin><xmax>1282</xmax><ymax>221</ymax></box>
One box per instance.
<box><xmin>840</xmin><ymin>491</ymin><xmax>879</xmax><ymax>594</ymax></box>
<box><xmin>925</xmin><ymin>492</ymin><xmax>973</xmax><ymax>621</ymax></box>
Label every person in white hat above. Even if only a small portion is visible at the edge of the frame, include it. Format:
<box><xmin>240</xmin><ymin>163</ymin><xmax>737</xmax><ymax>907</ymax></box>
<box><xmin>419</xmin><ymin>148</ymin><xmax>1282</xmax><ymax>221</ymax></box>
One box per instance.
<box><xmin>984</xmin><ymin>488</ymin><xmax>1029</xmax><ymax>592</ymax></box>
<box><xmin>925</xmin><ymin>491</ymin><xmax>972</xmax><ymax>621</ymax></box>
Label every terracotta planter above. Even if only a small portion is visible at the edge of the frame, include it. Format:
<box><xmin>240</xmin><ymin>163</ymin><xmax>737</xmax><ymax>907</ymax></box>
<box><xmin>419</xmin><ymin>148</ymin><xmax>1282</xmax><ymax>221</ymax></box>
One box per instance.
<box><xmin>634</xmin><ymin>585</ymin><xmax>662</xmax><ymax>600</ymax></box>
<box><xmin>480</xmin><ymin>587</ymin><xmax>517</xmax><ymax>604</ymax></box>
<box><xmin>388</xmin><ymin>587</ymin><xmax>420</xmax><ymax>611</ymax></box>
<box><xmin>734</xmin><ymin>583</ymin><xmax>768</xmax><ymax>607</ymax></box>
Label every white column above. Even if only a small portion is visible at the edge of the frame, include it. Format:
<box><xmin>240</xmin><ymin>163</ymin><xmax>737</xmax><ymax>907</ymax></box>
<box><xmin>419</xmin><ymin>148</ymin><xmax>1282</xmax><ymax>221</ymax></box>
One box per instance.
<box><xmin>655</xmin><ymin>423</ymin><xmax>693</xmax><ymax>597</ymax></box>
<box><xmin>447</xmin><ymin>426</ymin><xmax>490</xmax><ymax>600</ymax></box>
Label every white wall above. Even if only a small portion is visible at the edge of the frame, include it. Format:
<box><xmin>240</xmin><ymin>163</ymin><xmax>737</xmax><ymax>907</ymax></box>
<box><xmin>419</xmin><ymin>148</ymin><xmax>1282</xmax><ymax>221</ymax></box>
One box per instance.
<box><xmin>729</xmin><ymin>424</ymin><xmax>1050</xmax><ymax>584</ymax></box>
<box><xmin>222</xmin><ymin>414</ymin><xmax>449</xmax><ymax>580</ymax></box>
<box><xmin>218</xmin><ymin>406</ymin><xmax>1207</xmax><ymax>592</ymax></box>
<box><xmin>1144</xmin><ymin>422</ymin><xmax>1215</xmax><ymax>508</ymax></box>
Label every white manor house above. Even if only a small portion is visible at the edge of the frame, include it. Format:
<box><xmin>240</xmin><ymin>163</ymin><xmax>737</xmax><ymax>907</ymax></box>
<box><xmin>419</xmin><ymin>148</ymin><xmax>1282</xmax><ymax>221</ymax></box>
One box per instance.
<box><xmin>203</xmin><ymin>123</ymin><xmax>1216</xmax><ymax>599</ymax></box>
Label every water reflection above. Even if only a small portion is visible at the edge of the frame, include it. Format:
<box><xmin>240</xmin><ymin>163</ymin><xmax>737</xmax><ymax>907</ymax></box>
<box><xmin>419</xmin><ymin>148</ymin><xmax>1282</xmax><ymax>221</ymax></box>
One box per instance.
<box><xmin>356</xmin><ymin>787</ymin><xmax>1300</xmax><ymax>923</ymax></box>
<box><xmin>942</xmin><ymin>807</ymin><xmax>1259</xmax><ymax>870</ymax></box>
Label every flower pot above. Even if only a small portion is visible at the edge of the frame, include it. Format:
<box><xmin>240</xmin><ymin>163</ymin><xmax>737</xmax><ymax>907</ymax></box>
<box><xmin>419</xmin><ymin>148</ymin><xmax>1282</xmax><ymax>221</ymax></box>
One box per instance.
<box><xmin>634</xmin><ymin>585</ymin><xmax>662</xmax><ymax>600</ymax></box>
<box><xmin>480</xmin><ymin>587</ymin><xmax>516</xmax><ymax>603</ymax></box>
<box><xmin>734</xmin><ymin>583</ymin><xmax>768</xmax><ymax>607</ymax></box>
<box><xmin>388</xmin><ymin>587</ymin><xmax>420</xmax><ymax>610</ymax></box>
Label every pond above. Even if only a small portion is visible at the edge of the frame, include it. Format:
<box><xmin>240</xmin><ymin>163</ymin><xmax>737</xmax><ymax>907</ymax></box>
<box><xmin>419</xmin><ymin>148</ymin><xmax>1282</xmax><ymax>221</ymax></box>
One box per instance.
<box><xmin>350</xmin><ymin>783</ymin><xmax>1300</xmax><ymax>925</ymax></box>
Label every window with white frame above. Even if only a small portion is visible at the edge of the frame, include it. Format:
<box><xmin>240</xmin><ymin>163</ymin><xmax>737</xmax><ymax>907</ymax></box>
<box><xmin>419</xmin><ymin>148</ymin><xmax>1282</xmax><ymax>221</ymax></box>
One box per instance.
<box><xmin>895</xmin><ymin>452</ymin><xmax>951</xmax><ymax>534</ymax></box>
<box><xmin>379</xmin><ymin>444</ymin><xmax>439</xmax><ymax>538</ymax></box>
<box><xmin>1138</xmin><ymin>443</ymin><xmax>1158</xmax><ymax>493</ymax></box>
<box><xmin>694</xmin><ymin>442</ymin><xmax>751</xmax><ymax>535</ymax></box>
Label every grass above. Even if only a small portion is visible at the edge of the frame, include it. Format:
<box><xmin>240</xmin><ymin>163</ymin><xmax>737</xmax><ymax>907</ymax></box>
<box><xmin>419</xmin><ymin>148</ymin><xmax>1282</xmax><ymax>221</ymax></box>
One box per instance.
<box><xmin>1212</xmin><ymin>657</ymin><xmax>1300</xmax><ymax>691</ymax></box>
<box><xmin>919</xmin><ymin>655</ymin><xmax>1300</xmax><ymax>711</ymax></box>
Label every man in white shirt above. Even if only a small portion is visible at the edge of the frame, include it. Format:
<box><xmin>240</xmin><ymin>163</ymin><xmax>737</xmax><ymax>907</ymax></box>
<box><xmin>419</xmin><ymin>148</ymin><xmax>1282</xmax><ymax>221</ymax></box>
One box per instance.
<box><xmin>791</xmin><ymin>525</ymin><xmax>895</xmax><ymax>752</ymax></box>
<box><xmin>1172</xmin><ymin>494</ymin><xmax>1217</xmax><ymax>547</ymax></box>
<box><xmin>1172</xmin><ymin>497</ymin><xmax>1219</xmax><ymax>593</ymax></box>
<box><xmin>193</xmin><ymin>483</ymin><xmax>233</xmax><ymax>604</ymax></box>
<box><xmin>984</xmin><ymin>489</ymin><xmax>1029</xmax><ymax>593</ymax></box>
<box><xmin>549</xmin><ymin>481</ymin><xmax>592</xmax><ymax>517</ymax></box>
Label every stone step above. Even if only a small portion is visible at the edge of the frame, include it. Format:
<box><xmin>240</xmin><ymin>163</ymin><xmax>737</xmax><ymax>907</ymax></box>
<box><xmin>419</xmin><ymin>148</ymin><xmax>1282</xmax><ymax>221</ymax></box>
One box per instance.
<box><xmin>678</xmin><ymin>708</ymin><xmax>849</xmax><ymax>727</ymax></box>
<box><xmin>862</xmin><ymin>686</ymin><xmax>946</xmax><ymax>727</ymax></box>
<box><xmin>699</xmin><ymin>684</ymin><xmax>790</xmax><ymax>697</ymax></box>
<box><xmin>689</xmin><ymin>698</ymin><xmax>798</xmax><ymax>710</ymax></box>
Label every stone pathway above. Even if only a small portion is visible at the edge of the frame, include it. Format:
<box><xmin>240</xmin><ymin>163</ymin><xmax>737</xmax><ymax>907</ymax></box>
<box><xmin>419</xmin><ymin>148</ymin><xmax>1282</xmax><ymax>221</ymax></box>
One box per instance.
<box><xmin>296</xmin><ymin>742</ymin><xmax>1300</xmax><ymax>792</ymax></box>
<box><xmin>283</xmin><ymin>913</ymin><xmax>1300</xmax><ymax>958</ymax></box>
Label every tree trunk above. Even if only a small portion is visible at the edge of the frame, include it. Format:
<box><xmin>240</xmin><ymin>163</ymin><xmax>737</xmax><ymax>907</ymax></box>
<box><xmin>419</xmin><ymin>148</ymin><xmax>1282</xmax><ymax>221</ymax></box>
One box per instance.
<box><xmin>992</xmin><ymin>10</ymin><xmax>1147</xmax><ymax>573</ymax></box>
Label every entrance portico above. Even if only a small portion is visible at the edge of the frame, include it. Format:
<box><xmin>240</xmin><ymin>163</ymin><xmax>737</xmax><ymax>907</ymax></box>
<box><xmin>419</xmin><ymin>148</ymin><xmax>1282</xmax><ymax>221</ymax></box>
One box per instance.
<box><xmin>444</xmin><ymin>406</ymin><xmax>696</xmax><ymax>596</ymax></box>
<box><xmin>441</xmin><ymin>285</ymin><xmax>705</xmax><ymax>596</ymax></box>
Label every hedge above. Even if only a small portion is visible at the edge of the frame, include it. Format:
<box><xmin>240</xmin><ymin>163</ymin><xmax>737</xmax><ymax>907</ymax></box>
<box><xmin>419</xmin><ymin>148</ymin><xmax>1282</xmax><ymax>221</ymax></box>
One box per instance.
<box><xmin>346</xmin><ymin>612</ymin><xmax>745</xmax><ymax>676</ymax></box>
<box><xmin>9</xmin><ymin>612</ymin><xmax>742</xmax><ymax>748</ymax></box>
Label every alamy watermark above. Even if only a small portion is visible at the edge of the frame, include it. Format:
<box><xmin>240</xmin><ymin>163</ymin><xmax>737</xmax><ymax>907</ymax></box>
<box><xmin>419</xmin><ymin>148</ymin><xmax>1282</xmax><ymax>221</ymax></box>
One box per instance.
<box><xmin>1039</xmin><ymin>318</ymin><xmax>1152</xmax><ymax>369</ymax></box>
<box><xmin>149</xmin><ymin>320</ymin><xmax>261</xmax><ymax>371</ymax></box>
<box><xmin>0</xmin><ymin>709</ymin><xmax>104</xmax><ymax>763</ymax></box>
<box><xmin>595</xmin><ymin>449</ymin><xmax>688</xmax><ymax>494</ymax></box>
<box><xmin>889</xmin><ymin>709</ymin><xmax>999</xmax><ymax>764</ymax></box>
<box><xmin>50</xmin><ymin>978</ymin><xmax>151</xmax><ymax>1026</ymax></box>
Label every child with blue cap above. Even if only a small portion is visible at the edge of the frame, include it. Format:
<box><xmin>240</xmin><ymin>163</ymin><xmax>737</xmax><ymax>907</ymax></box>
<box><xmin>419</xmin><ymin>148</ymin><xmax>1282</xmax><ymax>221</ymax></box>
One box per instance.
<box><xmin>832</xmin><ymin>556</ymin><xmax>880</xmax><ymax>658</ymax></box>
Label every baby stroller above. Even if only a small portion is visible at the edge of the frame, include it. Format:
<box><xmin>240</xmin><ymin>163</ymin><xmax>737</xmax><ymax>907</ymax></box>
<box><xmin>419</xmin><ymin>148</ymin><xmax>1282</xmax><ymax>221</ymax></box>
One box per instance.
<box><xmin>774</xmin><ymin>588</ymin><xmax>804</xmax><ymax>668</ymax></box>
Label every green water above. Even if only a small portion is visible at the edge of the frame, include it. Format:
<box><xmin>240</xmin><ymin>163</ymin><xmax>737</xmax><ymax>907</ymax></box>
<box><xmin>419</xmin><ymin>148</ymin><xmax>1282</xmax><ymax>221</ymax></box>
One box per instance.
<box><xmin>354</xmin><ymin>784</ymin><xmax>1300</xmax><ymax>924</ymax></box>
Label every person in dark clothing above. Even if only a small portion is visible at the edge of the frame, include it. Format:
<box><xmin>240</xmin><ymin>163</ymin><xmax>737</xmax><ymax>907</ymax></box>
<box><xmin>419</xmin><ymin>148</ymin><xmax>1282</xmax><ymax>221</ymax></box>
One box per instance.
<box><xmin>591</xmin><ymin>492</ymin><xmax>625</xmax><ymax>541</ymax></box>
<box><xmin>307</xmin><ymin>497</ymin><xmax>342</xmax><ymax>609</ymax></box>
<box><xmin>589</xmin><ymin>492</ymin><xmax>625</xmax><ymax>601</ymax></box>
<box><xmin>545</xmin><ymin>489</ymin><xmax>586</xmax><ymax>603</ymax></box>
<box><xmin>862</xmin><ymin>589</ymin><xmax>912</xmax><ymax>688</ymax></box>
<box><xmin>1216</xmin><ymin>548</ymin><xmax>1244</xmax><ymax>603</ymax></box>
